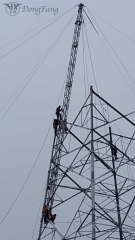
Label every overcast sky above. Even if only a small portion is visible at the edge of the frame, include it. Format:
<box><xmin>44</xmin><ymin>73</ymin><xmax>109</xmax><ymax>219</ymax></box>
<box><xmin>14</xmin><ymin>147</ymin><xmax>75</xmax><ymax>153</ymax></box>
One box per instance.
<box><xmin>0</xmin><ymin>0</ymin><xmax>135</xmax><ymax>239</ymax></box>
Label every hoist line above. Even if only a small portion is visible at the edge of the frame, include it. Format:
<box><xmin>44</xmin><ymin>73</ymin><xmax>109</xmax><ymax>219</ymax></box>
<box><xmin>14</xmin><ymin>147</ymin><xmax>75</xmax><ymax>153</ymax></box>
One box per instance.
<box><xmin>83</xmin><ymin>9</ymin><xmax>98</xmax><ymax>34</ymax></box>
<box><xmin>83</xmin><ymin>20</ymin><xmax>101</xmax><ymax>157</ymax></box>
<box><xmin>85</xmin><ymin>9</ymin><xmax>135</xmax><ymax>93</ymax></box>
<box><xmin>31</xmin><ymin>181</ymin><xmax>46</xmax><ymax>240</ymax></box>
<box><xmin>84</xmin><ymin>14</ymin><xmax>135</xmax><ymax>160</ymax></box>
<box><xmin>83</xmin><ymin>19</ymin><xmax>99</xmax><ymax>94</ymax></box>
<box><xmin>82</xmin><ymin>20</ymin><xmax>87</xmax><ymax>102</ymax></box>
<box><xmin>37</xmin><ymin>4</ymin><xmax>85</xmax><ymax>239</ymax></box>
<box><xmin>43</xmin><ymin>97</ymin><xmax>93</xmax><ymax>206</ymax></box>
<box><xmin>81</xmin><ymin>12</ymin><xmax>133</xmax><ymax>233</ymax></box>
<box><xmin>83</xmin><ymin>12</ymin><xmax>110</xmax><ymax>146</ymax></box>
<box><xmin>0</xmin><ymin>12</ymin><xmax>77</xmax><ymax>123</ymax></box>
<box><xmin>0</xmin><ymin>5</ymin><xmax>76</xmax><ymax>51</ymax></box>
<box><xmin>0</xmin><ymin>6</ymin><xmax>77</xmax><ymax>60</ymax></box>
<box><xmin>84</xmin><ymin>10</ymin><xmax>135</xmax><ymax>98</ymax></box>
<box><xmin>81</xmin><ymin>18</ymin><xmax>91</xmax><ymax>145</ymax></box>
<box><xmin>31</xmin><ymin>185</ymin><xmax>45</xmax><ymax>240</ymax></box>
<box><xmin>83</xmin><ymin>13</ymin><xmax>105</xmax><ymax>142</ymax></box>
<box><xmin>30</xmin><ymin>59</ymin><xmax>70</xmax><ymax>240</ymax></box>
<box><xmin>91</xmin><ymin>12</ymin><xmax>135</xmax><ymax>85</ymax></box>
<box><xmin>0</xmin><ymin>43</ymin><xmax>68</xmax><ymax>229</ymax></box>
<box><xmin>0</xmin><ymin>13</ymin><xmax>77</xmax><ymax>228</ymax></box>
<box><xmin>44</xmin><ymin>4</ymin><xmax>84</xmax><ymax>209</ymax></box>
<box><xmin>0</xmin><ymin>124</ymin><xmax>51</xmax><ymax>227</ymax></box>
<box><xmin>86</xmin><ymin>7</ymin><xmax>135</xmax><ymax>43</ymax></box>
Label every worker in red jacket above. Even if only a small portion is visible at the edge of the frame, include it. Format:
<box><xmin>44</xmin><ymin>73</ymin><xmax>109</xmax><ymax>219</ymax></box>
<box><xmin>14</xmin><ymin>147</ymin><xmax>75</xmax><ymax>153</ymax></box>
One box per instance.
<box><xmin>53</xmin><ymin>119</ymin><xmax>59</xmax><ymax>135</ymax></box>
<box><xmin>50</xmin><ymin>214</ymin><xmax>56</xmax><ymax>223</ymax></box>
<box><xmin>42</xmin><ymin>205</ymin><xmax>49</xmax><ymax>224</ymax></box>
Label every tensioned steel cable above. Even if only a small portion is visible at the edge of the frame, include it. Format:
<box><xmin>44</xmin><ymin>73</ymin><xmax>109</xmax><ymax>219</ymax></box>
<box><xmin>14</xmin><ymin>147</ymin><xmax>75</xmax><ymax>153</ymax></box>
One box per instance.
<box><xmin>0</xmin><ymin>12</ymin><xmax>77</xmax><ymax>228</ymax></box>
<box><xmin>0</xmin><ymin>5</ymin><xmax>76</xmax><ymax>51</ymax></box>
<box><xmin>85</xmin><ymin>9</ymin><xmax>135</xmax><ymax>91</ymax></box>
<box><xmin>0</xmin><ymin>16</ymin><xmax>75</xmax><ymax>228</ymax></box>
<box><xmin>0</xmin><ymin>24</ymin><xmax>76</xmax><ymax>231</ymax></box>
<box><xmin>83</xmin><ymin>14</ymin><xmax>109</xmax><ymax>146</ymax></box>
<box><xmin>0</xmin><ymin>6</ymin><xmax>77</xmax><ymax>60</ymax></box>
<box><xmin>82</xmin><ymin>22</ymin><xmax>87</xmax><ymax>102</ymax></box>
<box><xmin>30</xmin><ymin>185</ymin><xmax>45</xmax><ymax>240</ymax></box>
<box><xmin>82</xmin><ymin>6</ymin><xmax>133</xmax><ymax>238</ymax></box>
<box><xmin>83</xmin><ymin>19</ymin><xmax>99</xmax><ymax>94</ymax></box>
<box><xmin>0</xmin><ymin>39</ymin><xmax>70</xmax><ymax>227</ymax></box>
<box><xmin>30</xmin><ymin>59</ymin><xmax>70</xmax><ymax>240</ymax></box>
<box><xmin>81</xmin><ymin>12</ymin><xmax>110</xmax><ymax>164</ymax></box>
<box><xmin>83</xmin><ymin>10</ymin><xmax>135</xmax><ymax>153</ymax></box>
<box><xmin>82</xmin><ymin>20</ymin><xmax>92</xmax><ymax>150</ymax></box>
<box><xmin>0</xmin><ymin>125</ymin><xmax>51</xmax><ymax>227</ymax></box>
<box><xmin>86</xmin><ymin>7</ymin><xmax>135</xmax><ymax>43</ymax></box>
<box><xmin>89</xmin><ymin>10</ymin><xmax>135</xmax><ymax>85</ymax></box>
<box><xmin>83</xmin><ymin>10</ymin><xmax>135</xmax><ymax>198</ymax></box>
<box><xmin>0</xmin><ymin>12</ymin><xmax>77</xmax><ymax>123</ymax></box>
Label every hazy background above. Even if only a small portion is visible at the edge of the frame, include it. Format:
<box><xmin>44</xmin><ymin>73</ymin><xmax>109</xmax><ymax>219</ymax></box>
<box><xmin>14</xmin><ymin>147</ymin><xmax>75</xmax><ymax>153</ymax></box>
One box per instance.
<box><xmin>0</xmin><ymin>0</ymin><xmax>135</xmax><ymax>239</ymax></box>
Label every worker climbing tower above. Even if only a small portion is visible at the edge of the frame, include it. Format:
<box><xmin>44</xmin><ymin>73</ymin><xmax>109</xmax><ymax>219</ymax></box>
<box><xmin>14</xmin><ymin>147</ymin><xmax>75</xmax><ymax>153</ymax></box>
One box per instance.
<box><xmin>37</xmin><ymin>3</ymin><xmax>135</xmax><ymax>240</ymax></box>
<box><xmin>38</xmin><ymin>3</ymin><xmax>84</xmax><ymax>239</ymax></box>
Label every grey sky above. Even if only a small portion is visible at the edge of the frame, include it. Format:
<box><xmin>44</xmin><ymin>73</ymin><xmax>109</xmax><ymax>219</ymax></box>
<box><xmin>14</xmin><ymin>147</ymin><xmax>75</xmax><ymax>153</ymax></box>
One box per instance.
<box><xmin>0</xmin><ymin>0</ymin><xmax>135</xmax><ymax>239</ymax></box>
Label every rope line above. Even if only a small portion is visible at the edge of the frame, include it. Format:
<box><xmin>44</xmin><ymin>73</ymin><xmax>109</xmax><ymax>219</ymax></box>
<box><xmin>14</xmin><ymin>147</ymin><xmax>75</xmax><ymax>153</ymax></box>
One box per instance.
<box><xmin>0</xmin><ymin>6</ymin><xmax>76</xmax><ymax>51</ymax></box>
<box><xmin>0</xmin><ymin>12</ymin><xmax>77</xmax><ymax>122</ymax></box>
<box><xmin>0</xmin><ymin>125</ymin><xmax>51</xmax><ymax>227</ymax></box>
<box><xmin>0</xmin><ymin>12</ymin><xmax>77</xmax><ymax>228</ymax></box>
<box><xmin>30</xmin><ymin>58</ymin><xmax>70</xmax><ymax>240</ymax></box>
<box><xmin>85</xmin><ymin>9</ymin><xmax>135</xmax><ymax>89</ymax></box>
<box><xmin>87</xmin><ymin>7</ymin><xmax>135</xmax><ymax>43</ymax></box>
<box><xmin>0</xmin><ymin>6</ymin><xmax>76</xmax><ymax>60</ymax></box>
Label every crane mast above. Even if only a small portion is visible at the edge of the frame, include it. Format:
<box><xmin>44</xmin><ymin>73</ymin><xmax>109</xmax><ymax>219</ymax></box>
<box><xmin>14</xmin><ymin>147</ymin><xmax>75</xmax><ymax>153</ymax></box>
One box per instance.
<box><xmin>38</xmin><ymin>3</ymin><xmax>84</xmax><ymax>239</ymax></box>
<box><xmin>62</xmin><ymin>3</ymin><xmax>84</xmax><ymax>121</ymax></box>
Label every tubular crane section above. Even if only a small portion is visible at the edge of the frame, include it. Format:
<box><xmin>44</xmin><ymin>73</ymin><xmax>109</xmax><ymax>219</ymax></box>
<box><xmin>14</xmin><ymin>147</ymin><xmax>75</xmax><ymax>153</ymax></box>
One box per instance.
<box><xmin>45</xmin><ymin>3</ymin><xmax>83</xmax><ymax>211</ymax></box>
<box><xmin>38</xmin><ymin>3</ymin><xmax>84</xmax><ymax>239</ymax></box>
<box><xmin>62</xmin><ymin>4</ymin><xmax>84</xmax><ymax>121</ymax></box>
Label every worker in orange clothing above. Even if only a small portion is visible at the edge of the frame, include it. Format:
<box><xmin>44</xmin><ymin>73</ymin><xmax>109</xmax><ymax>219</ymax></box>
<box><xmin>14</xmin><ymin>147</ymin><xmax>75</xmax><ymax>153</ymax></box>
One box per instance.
<box><xmin>42</xmin><ymin>205</ymin><xmax>49</xmax><ymax>224</ymax></box>
<box><xmin>53</xmin><ymin>119</ymin><xmax>59</xmax><ymax>135</ymax></box>
<box><xmin>50</xmin><ymin>214</ymin><xmax>56</xmax><ymax>223</ymax></box>
<box><xmin>56</xmin><ymin>106</ymin><xmax>62</xmax><ymax>120</ymax></box>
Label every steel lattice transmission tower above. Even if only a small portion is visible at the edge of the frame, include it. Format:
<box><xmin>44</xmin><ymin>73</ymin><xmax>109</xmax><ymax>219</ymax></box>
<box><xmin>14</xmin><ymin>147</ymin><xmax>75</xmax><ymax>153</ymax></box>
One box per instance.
<box><xmin>37</xmin><ymin>3</ymin><xmax>135</xmax><ymax>240</ymax></box>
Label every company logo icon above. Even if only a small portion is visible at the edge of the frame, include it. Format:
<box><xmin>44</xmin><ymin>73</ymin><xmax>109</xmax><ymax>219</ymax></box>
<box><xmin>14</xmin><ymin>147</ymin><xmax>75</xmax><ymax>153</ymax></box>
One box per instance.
<box><xmin>3</xmin><ymin>2</ymin><xmax>58</xmax><ymax>16</ymax></box>
<box><xmin>3</xmin><ymin>2</ymin><xmax>21</xmax><ymax>16</ymax></box>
